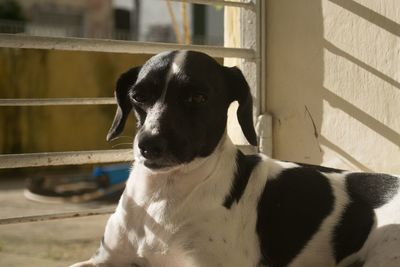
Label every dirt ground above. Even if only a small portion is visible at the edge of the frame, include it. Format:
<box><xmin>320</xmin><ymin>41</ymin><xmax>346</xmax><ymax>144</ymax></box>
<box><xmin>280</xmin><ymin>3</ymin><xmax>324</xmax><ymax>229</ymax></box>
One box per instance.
<box><xmin>0</xmin><ymin>178</ymin><xmax>116</xmax><ymax>267</ymax></box>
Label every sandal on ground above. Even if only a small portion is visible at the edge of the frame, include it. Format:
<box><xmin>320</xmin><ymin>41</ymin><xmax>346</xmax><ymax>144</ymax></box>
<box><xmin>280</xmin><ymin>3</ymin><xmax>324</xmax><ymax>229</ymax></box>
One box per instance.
<box><xmin>24</xmin><ymin>164</ymin><xmax>130</xmax><ymax>203</ymax></box>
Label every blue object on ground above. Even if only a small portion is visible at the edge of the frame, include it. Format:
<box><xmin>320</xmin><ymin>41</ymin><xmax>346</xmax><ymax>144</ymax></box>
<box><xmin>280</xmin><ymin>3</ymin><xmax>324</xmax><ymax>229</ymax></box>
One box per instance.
<box><xmin>92</xmin><ymin>164</ymin><xmax>130</xmax><ymax>185</ymax></box>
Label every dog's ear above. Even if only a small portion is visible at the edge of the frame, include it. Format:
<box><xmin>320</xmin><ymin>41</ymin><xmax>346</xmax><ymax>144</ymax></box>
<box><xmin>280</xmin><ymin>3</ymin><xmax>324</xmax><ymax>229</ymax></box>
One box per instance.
<box><xmin>224</xmin><ymin>66</ymin><xmax>258</xmax><ymax>146</ymax></box>
<box><xmin>106</xmin><ymin>66</ymin><xmax>141</xmax><ymax>142</ymax></box>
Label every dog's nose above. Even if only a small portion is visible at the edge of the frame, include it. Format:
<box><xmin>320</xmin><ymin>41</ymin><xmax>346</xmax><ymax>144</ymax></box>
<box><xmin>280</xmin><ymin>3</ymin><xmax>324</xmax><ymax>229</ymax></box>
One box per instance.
<box><xmin>138</xmin><ymin>135</ymin><xmax>166</xmax><ymax>160</ymax></box>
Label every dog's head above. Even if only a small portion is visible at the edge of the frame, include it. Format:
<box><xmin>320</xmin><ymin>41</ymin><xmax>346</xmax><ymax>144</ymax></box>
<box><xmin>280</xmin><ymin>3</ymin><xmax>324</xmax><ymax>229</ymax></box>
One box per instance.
<box><xmin>107</xmin><ymin>50</ymin><xmax>257</xmax><ymax>170</ymax></box>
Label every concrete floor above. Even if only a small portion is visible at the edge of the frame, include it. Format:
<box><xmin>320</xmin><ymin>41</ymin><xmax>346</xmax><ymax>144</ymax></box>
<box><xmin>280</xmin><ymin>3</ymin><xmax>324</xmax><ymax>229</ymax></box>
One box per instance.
<box><xmin>0</xmin><ymin>178</ymin><xmax>116</xmax><ymax>267</ymax></box>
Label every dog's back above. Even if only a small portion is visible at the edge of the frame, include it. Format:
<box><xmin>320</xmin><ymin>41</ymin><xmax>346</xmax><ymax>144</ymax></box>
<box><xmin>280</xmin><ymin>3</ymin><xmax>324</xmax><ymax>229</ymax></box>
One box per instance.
<box><xmin>253</xmin><ymin>156</ymin><xmax>400</xmax><ymax>267</ymax></box>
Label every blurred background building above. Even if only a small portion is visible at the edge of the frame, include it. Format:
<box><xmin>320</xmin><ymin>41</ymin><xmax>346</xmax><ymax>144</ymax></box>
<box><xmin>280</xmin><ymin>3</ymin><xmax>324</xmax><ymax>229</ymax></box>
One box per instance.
<box><xmin>0</xmin><ymin>0</ymin><xmax>224</xmax><ymax>44</ymax></box>
<box><xmin>0</xmin><ymin>0</ymin><xmax>224</xmax><ymax>156</ymax></box>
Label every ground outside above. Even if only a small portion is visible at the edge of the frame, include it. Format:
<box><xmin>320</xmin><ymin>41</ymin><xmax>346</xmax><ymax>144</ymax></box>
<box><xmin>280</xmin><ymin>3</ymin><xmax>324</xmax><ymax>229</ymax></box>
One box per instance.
<box><xmin>0</xmin><ymin>177</ymin><xmax>116</xmax><ymax>267</ymax></box>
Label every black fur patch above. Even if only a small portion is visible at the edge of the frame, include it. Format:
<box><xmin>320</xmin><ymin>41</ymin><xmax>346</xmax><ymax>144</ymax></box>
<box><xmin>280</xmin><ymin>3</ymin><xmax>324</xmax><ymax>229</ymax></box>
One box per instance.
<box><xmin>333</xmin><ymin>200</ymin><xmax>375</xmax><ymax>263</ymax></box>
<box><xmin>295</xmin><ymin>162</ymin><xmax>344</xmax><ymax>173</ymax></box>
<box><xmin>223</xmin><ymin>150</ymin><xmax>260</xmax><ymax>209</ymax></box>
<box><xmin>333</xmin><ymin>172</ymin><xmax>399</xmax><ymax>263</ymax></box>
<box><xmin>256</xmin><ymin>167</ymin><xmax>335</xmax><ymax>267</ymax></box>
<box><xmin>346</xmin><ymin>172</ymin><xmax>399</xmax><ymax>209</ymax></box>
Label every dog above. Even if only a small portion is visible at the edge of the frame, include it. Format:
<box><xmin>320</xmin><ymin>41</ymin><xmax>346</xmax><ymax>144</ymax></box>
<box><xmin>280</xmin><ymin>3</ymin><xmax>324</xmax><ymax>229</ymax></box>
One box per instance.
<box><xmin>71</xmin><ymin>50</ymin><xmax>400</xmax><ymax>267</ymax></box>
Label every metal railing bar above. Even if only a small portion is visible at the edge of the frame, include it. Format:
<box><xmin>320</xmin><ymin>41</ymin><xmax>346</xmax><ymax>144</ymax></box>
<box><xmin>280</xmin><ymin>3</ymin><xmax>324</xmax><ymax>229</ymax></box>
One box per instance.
<box><xmin>0</xmin><ymin>34</ymin><xmax>256</xmax><ymax>60</ymax></box>
<box><xmin>168</xmin><ymin>0</ymin><xmax>255</xmax><ymax>10</ymax></box>
<box><xmin>0</xmin><ymin>97</ymin><xmax>116</xmax><ymax>106</ymax></box>
<box><xmin>0</xmin><ymin>149</ymin><xmax>133</xmax><ymax>169</ymax></box>
<box><xmin>0</xmin><ymin>207</ymin><xmax>115</xmax><ymax>225</ymax></box>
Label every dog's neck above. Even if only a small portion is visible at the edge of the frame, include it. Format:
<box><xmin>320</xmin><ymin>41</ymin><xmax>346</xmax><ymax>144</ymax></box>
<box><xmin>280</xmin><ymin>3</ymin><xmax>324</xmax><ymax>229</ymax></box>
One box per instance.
<box><xmin>126</xmin><ymin>132</ymin><xmax>236</xmax><ymax>208</ymax></box>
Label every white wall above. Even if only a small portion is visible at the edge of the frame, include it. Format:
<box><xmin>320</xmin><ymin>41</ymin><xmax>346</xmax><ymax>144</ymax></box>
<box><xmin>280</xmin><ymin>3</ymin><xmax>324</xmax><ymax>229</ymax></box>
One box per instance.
<box><xmin>266</xmin><ymin>0</ymin><xmax>400</xmax><ymax>173</ymax></box>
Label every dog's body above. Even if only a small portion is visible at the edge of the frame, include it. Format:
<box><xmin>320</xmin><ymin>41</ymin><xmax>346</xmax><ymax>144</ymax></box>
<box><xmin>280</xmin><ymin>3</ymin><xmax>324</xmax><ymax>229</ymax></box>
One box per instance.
<box><xmin>71</xmin><ymin>51</ymin><xmax>400</xmax><ymax>267</ymax></box>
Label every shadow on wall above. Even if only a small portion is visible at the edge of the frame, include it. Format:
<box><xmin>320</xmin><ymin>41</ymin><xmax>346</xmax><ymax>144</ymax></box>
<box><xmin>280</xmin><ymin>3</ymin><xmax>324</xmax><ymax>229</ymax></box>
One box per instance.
<box><xmin>267</xmin><ymin>0</ymin><xmax>400</xmax><ymax>172</ymax></box>
<box><xmin>322</xmin><ymin>0</ymin><xmax>400</xmax><ymax>172</ymax></box>
<box><xmin>329</xmin><ymin>0</ymin><xmax>400</xmax><ymax>37</ymax></box>
<box><xmin>0</xmin><ymin>49</ymin><xmax>152</xmax><ymax>154</ymax></box>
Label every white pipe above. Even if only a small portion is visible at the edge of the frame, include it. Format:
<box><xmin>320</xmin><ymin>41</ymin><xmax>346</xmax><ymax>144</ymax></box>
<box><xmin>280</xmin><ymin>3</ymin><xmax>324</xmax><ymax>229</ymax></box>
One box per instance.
<box><xmin>0</xmin><ymin>98</ymin><xmax>116</xmax><ymax>106</ymax></box>
<box><xmin>0</xmin><ymin>208</ymin><xmax>115</xmax><ymax>225</ymax></box>
<box><xmin>0</xmin><ymin>34</ymin><xmax>256</xmax><ymax>60</ymax></box>
<box><xmin>0</xmin><ymin>149</ymin><xmax>133</xmax><ymax>169</ymax></box>
<box><xmin>168</xmin><ymin>0</ymin><xmax>255</xmax><ymax>10</ymax></box>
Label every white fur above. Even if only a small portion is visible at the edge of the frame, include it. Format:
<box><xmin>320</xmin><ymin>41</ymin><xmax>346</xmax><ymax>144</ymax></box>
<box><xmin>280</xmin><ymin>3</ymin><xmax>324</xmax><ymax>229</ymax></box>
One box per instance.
<box><xmin>71</xmin><ymin>134</ymin><xmax>400</xmax><ymax>267</ymax></box>
<box><xmin>160</xmin><ymin>50</ymin><xmax>187</xmax><ymax>102</ymax></box>
<box><xmin>172</xmin><ymin>51</ymin><xmax>187</xmax><ymax>75</ymax></box>
<box><xmin>72</xmin><ymin>134</ymin><xmax>262</xmax><ymax>267</ymax></box>
<box><xmin>355</xmin><ymin>187</ymin><xmax>400</xmax><ymax>267</ymax></box>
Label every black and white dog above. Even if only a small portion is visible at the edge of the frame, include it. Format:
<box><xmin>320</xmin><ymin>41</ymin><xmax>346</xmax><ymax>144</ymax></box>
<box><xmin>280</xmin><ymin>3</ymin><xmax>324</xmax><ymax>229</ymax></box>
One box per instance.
<box><xmin>71</xmin><ymin>51</ymin><xmax>400</xmax><ymax>267</ymax></box>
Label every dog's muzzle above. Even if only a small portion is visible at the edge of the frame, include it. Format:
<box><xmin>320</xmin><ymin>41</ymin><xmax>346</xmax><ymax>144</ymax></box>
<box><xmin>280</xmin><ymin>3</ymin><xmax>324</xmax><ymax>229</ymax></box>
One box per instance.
<box><xmin>137</xmin><ymin>133</ymin><xmax>175</xmax><ymax>169</ymax></box>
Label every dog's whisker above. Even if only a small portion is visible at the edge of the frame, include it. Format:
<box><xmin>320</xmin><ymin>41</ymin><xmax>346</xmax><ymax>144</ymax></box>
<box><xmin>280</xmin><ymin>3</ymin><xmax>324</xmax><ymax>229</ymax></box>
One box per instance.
<box><xmin>111</xmin><ymin>136</ymin><xmax>134</xmax><ymax>141</ymax></box>
<box><xmin>111</xmin><ymin>142</ymin><xmax>133</xmax><ymax>148</ymax></box>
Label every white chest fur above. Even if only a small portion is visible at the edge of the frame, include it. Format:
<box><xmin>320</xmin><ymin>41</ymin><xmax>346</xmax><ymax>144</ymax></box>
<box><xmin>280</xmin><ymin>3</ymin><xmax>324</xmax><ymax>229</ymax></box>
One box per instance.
<box><xmin>98</xmin><ymin>136</ymin><xmax>261</xmax><ymax>267</ymax></box>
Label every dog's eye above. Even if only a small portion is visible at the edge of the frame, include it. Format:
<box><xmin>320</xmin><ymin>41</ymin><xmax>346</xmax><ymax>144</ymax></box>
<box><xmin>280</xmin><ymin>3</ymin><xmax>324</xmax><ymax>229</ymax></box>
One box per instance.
<box><xmin>131</xmin><ymin>92</ymin><xmax>149</xmax><ymax>103</ymax></box>
<box><xmin>184</xmin><ymin>93</ymin><xmax>208</xmax><ymax>105</ymax></box>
